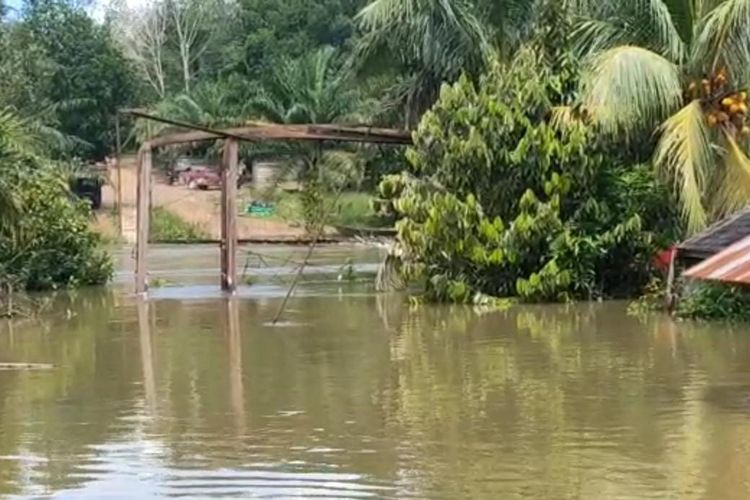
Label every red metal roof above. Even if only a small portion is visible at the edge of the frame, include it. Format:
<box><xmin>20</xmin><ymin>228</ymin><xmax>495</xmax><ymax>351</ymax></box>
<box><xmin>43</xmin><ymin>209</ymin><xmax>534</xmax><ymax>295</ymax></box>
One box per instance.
<box><xmin>683</xmin><ymin>235</ymin><xmax>750</xmax><ymax>284</ymax></box>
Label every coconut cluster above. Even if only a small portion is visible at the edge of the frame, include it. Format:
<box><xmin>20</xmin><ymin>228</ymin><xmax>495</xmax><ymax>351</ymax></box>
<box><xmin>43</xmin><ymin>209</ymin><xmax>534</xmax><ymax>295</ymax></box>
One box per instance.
<box><xmin>686</xmin><ymin>69</ymin><xmax>749</xmax><ymax>137</ymax></box>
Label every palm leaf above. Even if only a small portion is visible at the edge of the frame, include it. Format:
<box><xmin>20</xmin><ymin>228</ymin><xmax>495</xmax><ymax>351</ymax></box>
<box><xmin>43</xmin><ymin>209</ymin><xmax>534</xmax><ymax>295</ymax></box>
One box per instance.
<box><xmin>0</xmin><ymin>108</ymin><xmax>43</xmax><ymax>157</ymax></box>
<box><xmin>643</xmin><ymin>0</ymin><xmax>689</xmax><ymax>60</ymax></box>
<box><xmin>653</xmin><ymin>100</ymin><xmax>712</xmax><ymax>232</ymax></box>
<box><xmin>0</xmin><ymin>177</ymin><xmax>19</xmax><ymax>234</ymax></box>
<box><xmin>572</xmin><ymin>17</ymin><xmax>632</xmax><ymax>56</ymax></box>
<box><xmin>356</xmin><ymin>0</ymin><xmax>491</xmax><ymax>121</ymax></box>
<box><xmin>692</xmin><ymin>0</ymin><xmax>750</xmax><ymax>76</ymax></box>
<box><xmin>662</xmin><ymin>0</ymin><xmax>695</xmax><ymax>45</ymax></box>
<box><xmin>714</xmin><ymin>130</ymin><xmax>750</xmax><ymax>217</ymax></box>
<box><xmin>582</xmin><ymin>46</ymin><xmax>682</xmax><ymax>136</ymax></box>
<box><xmin>571</xmin><ymin>0</ymin><xmax>686</xmax><ymax>60</ymax></box>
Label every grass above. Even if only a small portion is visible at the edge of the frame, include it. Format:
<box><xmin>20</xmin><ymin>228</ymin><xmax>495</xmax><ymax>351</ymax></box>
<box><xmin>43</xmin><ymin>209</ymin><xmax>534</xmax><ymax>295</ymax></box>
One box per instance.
<box><xmin>241</xmin><ymin>188</ymin><xmax>389</xmax><ymax>228</ymax></box>
<box><xmin>150</xmin><ymin>207</ymin><xmax>209</xmax><ymax>242</ymax></box>
<box><xmin>333</xmin><ymin>193</ymin><xmax>379</xmax><ymax>226</ymax></box>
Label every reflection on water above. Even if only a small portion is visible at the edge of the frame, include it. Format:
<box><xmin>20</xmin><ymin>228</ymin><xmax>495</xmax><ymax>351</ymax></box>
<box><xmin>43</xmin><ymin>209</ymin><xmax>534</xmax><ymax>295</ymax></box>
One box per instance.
<box><xmin>1</xmin><ymin>247</ymin><xmax>750</xmax><ymax>498</ymax></box>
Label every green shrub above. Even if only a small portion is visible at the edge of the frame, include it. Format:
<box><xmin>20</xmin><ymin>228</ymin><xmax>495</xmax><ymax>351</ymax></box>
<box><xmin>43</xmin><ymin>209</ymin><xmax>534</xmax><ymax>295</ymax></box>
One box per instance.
<box><xmin>0</xmin><ymin>169</ymin><xmax>113</xmax><ymax>291</ymax></box>
<box><xmin>676</xmin><ymin>283</ymin><xmax>750</xmax><ymax>322</ymax></box>
<box><xmin>382</xmin><ymin>44</ymin><xmax>678</xmax><ymax>303</ymax></box>
<box><xmin>627</xmin><ymin>276</ymin><xmax>669</xmax><ymax>316</ymax></box>
<box><xmin>150</xmin><ymin>207</ymin><xmax>208</xmax><ymax>242</ymax></box>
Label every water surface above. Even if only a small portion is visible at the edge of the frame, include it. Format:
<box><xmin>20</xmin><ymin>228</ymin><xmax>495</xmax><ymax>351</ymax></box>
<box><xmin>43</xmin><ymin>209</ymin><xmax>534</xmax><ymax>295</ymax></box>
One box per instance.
<box><xmin>1</xmin><ymin>245</ymin><xmax>750</xmax><ymax>498</ymax></box>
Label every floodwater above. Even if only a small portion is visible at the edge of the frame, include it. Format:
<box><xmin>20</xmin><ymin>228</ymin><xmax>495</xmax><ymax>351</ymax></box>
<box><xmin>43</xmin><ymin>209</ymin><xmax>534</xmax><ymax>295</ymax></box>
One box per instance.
<box><xmin>1</xmin><ymin>245</ymin><xmax>750</xmax><ymax>499</ymax></box>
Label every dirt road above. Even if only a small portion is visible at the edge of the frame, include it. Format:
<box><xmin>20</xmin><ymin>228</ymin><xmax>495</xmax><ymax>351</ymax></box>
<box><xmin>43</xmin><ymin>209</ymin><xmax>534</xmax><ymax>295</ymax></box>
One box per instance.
<box><xmin>107</xmin><ymin>155</ymin><xmax>306</xmax><ymax>243</ymax></box>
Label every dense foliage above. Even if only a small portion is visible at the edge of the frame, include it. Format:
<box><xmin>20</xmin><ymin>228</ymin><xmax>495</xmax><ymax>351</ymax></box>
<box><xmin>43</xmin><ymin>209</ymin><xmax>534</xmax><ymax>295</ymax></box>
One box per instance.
<box><xmin>0</xmin><ymin>167</ymin><xmax>113</xmax><ymax>291</ymax></box>
<box><xmin>237</xmin><ymin>0</ymin><xmax>365</xmax><ymax>77</ymax></box>
<box><xmin>676</xmin><ymin>283</ymin><xmax>750</xmax><ymax>322</ymax></box>
<box><xmin>2</xmin><ymin>0</ymin><xmax>136</xmax><ymax>159</ymax></box>
<box><xmin>0</xmin><ymin>0</ymin><xmax>116</xmax><ymax>295</ymax></box>
<box><xmin>0</xmin><ymin>112</ymin><xmax>112</xmax><ymax>293</ymax></box>
<box><xmin>382</xmin><ymin>39</ymin><xmax>679</xmax><ymax>302</ymax></box>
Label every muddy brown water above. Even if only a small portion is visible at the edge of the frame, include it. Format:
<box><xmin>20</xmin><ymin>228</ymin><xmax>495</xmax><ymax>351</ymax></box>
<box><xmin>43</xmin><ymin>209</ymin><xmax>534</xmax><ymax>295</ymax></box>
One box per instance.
<box><xmin>1</xmin><ymin>245</ymin><xmax>750</xmax><ymax>499</ymax></box>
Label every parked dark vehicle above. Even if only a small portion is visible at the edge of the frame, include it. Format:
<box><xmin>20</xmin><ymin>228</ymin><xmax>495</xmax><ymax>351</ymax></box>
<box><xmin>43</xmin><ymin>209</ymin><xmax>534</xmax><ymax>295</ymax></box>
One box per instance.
<box><xmin>70</xmin><ymin>176</ymin><xmax>103</xmax><ymax>209</ymax></box>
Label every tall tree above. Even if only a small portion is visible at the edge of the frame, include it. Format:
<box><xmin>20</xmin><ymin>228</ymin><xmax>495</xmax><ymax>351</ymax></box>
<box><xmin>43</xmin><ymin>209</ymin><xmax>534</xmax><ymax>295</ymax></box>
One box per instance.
<box><xmin>236</xmin><ymin>0</ymin><xmax>365</xmax><ymax>76</ymax></box>
<box><xmin>573</xmin><ymin>0</ymin><xmax>750</xmax><ymax>232</ymax></box>
<box><xmin>24</xmin><ymin>0</ymin><xmax>135</xmax><ymax>158</ymax></box>
<box><xmin>166</xmin><ymin>0</ymin><xmax>224</xmax><ymax>93</ymax></box>
<box><xmin>249</xmin><ymin>46</ymin><xmax>364</xmax><ymax>232</ymax></box>
<box><xmin>250</xmin><ymin>46</ymin><xmax>360</xmax><ymax>125</ymax></box>
<box><xmin>110</xmin><ymin>0</ymin><xmax>168</xmax><ymax>98</ymax></box>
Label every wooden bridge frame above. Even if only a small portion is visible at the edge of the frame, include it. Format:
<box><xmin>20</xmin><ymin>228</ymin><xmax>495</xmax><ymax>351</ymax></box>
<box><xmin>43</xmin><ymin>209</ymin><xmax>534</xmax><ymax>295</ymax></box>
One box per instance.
<box><xmin>133</xmin><ymin>119</ymin><xmax>411</xmax><ymax>294</ymax></box>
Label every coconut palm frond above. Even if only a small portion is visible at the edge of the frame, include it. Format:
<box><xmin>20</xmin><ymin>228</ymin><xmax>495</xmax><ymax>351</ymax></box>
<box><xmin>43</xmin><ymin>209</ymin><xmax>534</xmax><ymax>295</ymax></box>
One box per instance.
<box><xmin>250</xmin><ymin>47</ymin><xmax>360</xmax><ymax>126</ymax></box>
<box><xmin>582</xmin><ymin>46</ymin><xmax>682</xmax><ymax>135</ymax></box>
<box><xmin>45</xmin><ymin>97</ymin><xmax>96</xmax><ymax>114</ymax></box>
<box><xmin>653</xmin><ymin>100</ymin><xmax>713</xmax><ymax>232</ymax></box>
<box><xmin>661</xmin><ymin>0</ymin><xmax>696</xmax><ymax>45</ymax></box>
<box><xmin>550</xmin><ymin>106</ymin><xmax>581</xmax><ymax>130</ymax></box>
<box><xmin>0</xmin><ymin>177</ymin><xmax>19</xmax><ymax>235</ymax></box>
<box><xmin>247</xmin><ymin>93</ymin><xmax>287</xmax><ymax>124</ymax></box>
<box><xmin>714</xmin><ymin>130</ymin><xmax>750</xmax><ymax>218</ymax></box>
<box><xmin>284</xmin><ymin>103</ymin><xmax>314</xmax><ymax>124</ymax></box>
<box><xmin>356</xmin><ymin>0</ymin><xmax>491</xmax><ymax>123</ymax></box>
<box><xmin>692</xmin><ymin>0</ymin><xmax>750</xmax><ymax>75</ymax></box>
<box><xmin>572</xmin><ymin>18</ymin><xmax>631</xmax><ymax>56</ymax></box>
<box><xmin>27</xmin><ymin>121</ymin><xmax>89</xmax><ymax>154</ymax></box>
<box><xmin>571</xmin><ymin>0</ymin><xmax>686</xmax><ymax>60</ymax></box>
<box><xmin>0</xmin><ymin>107</ymin><xmax>42</xmax><ymax>158</ymax></box>
<box><xmin>641</xmin><ymin>0</ymin><xmax>688</xmax><ymax>60</ymax></box>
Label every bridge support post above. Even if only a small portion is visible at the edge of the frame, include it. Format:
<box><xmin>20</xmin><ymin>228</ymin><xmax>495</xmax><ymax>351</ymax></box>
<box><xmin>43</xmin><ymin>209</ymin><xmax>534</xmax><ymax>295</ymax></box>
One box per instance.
<box><xmin>221</xmin><ymin>138</ymin><xmax>239</xmax><ymax>292</ymax></box>
<box><xmin>135</xmin><ymin>145</ymin><xmax>152</xmax><ymax>294</ymax></box>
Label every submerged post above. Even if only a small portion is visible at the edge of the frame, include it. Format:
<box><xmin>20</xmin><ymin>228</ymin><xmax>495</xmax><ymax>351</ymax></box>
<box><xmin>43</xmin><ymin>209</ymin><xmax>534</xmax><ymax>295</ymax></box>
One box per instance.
<box><xmin>220</xmin><ymin>138</ymin><xmax>239</xmax><ymax>292</ymax></box>
<box><xmin>115</xmin><ymin>116</ymin><xmax>123</xmax><ymax>234</ymax></box>
<box><xmin>135</xmin><ymin>145</ymin><xmax>153</xmax><ymax>294</ymax></box>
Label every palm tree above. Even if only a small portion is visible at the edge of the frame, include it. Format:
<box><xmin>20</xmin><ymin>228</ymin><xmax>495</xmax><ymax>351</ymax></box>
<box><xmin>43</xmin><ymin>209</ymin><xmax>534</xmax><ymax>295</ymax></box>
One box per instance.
<box><xmin>573</xmin><ymin>0</ymin><xmax>750</xmax><ymax>232</ymax></box>
<box><xmin>249</xmin><ymin>46</ymin><xmax>360</xmax><ymax>126</ymax></box>
<box><xmin>249</xmin><ymin>47</ymin><xmax>365</xmax><ymax>232</ymax></box>
<box><xmin>133</xmin><ymin>78</ymin><xmax>257</xmax><ymax>142</ymax></box>
<box><xmin>355</xmin><ymin>0</ymin><xmax>493</xmax><ymax>127</ymax></box>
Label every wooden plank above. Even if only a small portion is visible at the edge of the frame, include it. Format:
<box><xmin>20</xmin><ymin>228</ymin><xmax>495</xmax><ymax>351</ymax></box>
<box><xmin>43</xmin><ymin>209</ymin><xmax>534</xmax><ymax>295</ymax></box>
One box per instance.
<box><xmin>115</xmin><ymin>156</ymin><xmax>123</xmax><ymax>233</ymax></box>
<box><xmin>115</xmin><ymin>116</ymin><xmax>123</xmax><ymax>234</ymax></box>
<box><xmin>135</xmin><ymin>146</ymin><xmax>152</xmax><ymax>294</ymax></box>
<box><xmin>147</xmin><ymin>123</ymin><xmax>412</xmax><ymax>148</ymax></box>
<box><xmin>221</xmin><ymin>139</ymin><xmax>239</xmax><ymax>292</ymax></box>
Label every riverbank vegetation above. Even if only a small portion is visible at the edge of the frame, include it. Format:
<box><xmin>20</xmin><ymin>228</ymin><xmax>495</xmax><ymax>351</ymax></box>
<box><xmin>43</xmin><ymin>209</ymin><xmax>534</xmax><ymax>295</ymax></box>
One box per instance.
<box><xmin>2</xmin><ymin>0</ymin><xmax>750</xmax><ymax>315</ymax></box>
<box><xmin>150</xmin><ymin>207</ymin><xmax>209</xmax><ymax>242</ymax></box>
<box><xmin>0</xmin><ymin>111</ymin><xmax>112</xmax><ymax>302</ymax></box>
<box><xmin>0</xmin><ymin>0</ymin><xmax>125</xmax><ymax>303</ymax></box>
<box><xmin>676</xmin><ymin>283</ymin><xmax>750</xmax><ymax>321</ymax></box>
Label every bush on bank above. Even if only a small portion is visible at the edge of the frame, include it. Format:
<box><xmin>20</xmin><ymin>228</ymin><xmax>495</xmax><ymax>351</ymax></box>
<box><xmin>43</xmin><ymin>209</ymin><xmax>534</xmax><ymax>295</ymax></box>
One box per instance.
<box><xmin>0</xmin><ymin>166</ymin><xmax>113</xmax><ymax>292</ymax></box>
<box><xmin>675</xmin><ymin>283</ymin><xmax>750</xmax><ymax>322</ymax></box>
<box><xmin>382</xmin><ymin>45</ymin><xmax>680</xmax><ymax>303</ymax></box>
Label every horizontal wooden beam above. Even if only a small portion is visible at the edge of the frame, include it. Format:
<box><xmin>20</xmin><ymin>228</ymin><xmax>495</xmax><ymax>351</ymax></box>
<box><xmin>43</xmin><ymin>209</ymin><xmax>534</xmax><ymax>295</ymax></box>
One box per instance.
<box><xmin>145</xmin><ymin>122</ymin><xmax>412</xmax><ymax>148</ymax></box>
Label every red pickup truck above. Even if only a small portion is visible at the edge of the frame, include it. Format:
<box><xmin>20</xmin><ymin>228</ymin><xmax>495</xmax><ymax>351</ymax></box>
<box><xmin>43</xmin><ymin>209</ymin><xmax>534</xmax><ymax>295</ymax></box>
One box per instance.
<box><xmin>180</xmin><ymin>166</ymin><xmax>221</xmax><ymax>190</ymax></box>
